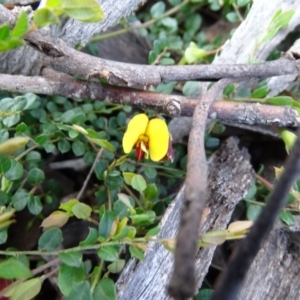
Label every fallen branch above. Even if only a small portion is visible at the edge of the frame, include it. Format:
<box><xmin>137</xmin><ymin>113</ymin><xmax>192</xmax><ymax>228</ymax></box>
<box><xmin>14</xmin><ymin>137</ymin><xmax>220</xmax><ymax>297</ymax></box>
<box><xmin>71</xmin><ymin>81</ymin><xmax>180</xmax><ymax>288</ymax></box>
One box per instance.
<box><xmin>0</xmin><ymin>73</ymin><xmax>298</xmax><ymax>128</ymax></box>
<box><xmin>168</xmin><ymin>78</ymin><xmax>245</xmax><ymax>299</ymax></box>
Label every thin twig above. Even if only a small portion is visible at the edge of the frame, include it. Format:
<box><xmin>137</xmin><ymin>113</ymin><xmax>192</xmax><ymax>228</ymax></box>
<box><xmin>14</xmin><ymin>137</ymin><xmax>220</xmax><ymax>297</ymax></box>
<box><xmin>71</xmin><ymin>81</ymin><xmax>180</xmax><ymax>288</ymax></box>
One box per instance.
<box><xmin>77</xmin><ymin>148</ymin><xmax>103</xmax><ymax>200</ymax></box>
<box><xmin>32</xmin><ymin>257</ymin><xmax>60</xmax><ymax>276</ymax></box>
<box><xmin>211</xmin><ymin>127</ymin><xmax>300</xmax><ymax>300</ymax></box>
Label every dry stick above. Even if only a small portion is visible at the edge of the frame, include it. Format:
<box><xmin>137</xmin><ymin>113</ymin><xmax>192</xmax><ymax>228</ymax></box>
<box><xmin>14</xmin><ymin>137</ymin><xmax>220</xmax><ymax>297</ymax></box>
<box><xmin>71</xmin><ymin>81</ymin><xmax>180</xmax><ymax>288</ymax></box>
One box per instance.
<box><xmin>211</xmin><ymin>127</ymin><xmax>300</xmax><ymax>300</ymax></box>
<box><xmin>33</xmin><ymin>33</ymin><xmax>300</xmax><ymax>86</ymax></box>
<box><xmin>77</xmin><ymin>148</ymin><xmax>103</xmax><ymax>200</ymax></box>
<box><xmin>1</xmin><ymin>7</ymin><xmax>300</xmax><ymax>86</ymax></box>
<box><xmin>168</xmin><ymin>78</ymin><xmax>245</xmax><ymax>299</ymax></box>
<box><xmin>0</xmin><ymin>73</ymin><xmax>298</xmax><ymax>128</ymax></box>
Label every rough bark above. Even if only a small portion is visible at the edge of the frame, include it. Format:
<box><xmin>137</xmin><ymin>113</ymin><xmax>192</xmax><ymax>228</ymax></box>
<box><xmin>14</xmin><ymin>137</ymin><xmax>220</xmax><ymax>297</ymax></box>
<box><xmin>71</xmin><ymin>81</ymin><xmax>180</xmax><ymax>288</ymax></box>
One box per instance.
<box><xmin>116</xmin><ymin>137</ymin><xmax>255</xmax><ymax>299</ymax></box>
<box><xmin>0</xmin><ymin>0</ymin><xmax>146</xmax><ymax>75</ymax></box>
<box><xmin>169</xmin><ymin>0</ymin><xmax>300</xmax><ymax>140</ymax></box>
<box><xmin>238</xmin><ymin>222</ymin><xmax>300</xmax><ymax>300</ymax></box>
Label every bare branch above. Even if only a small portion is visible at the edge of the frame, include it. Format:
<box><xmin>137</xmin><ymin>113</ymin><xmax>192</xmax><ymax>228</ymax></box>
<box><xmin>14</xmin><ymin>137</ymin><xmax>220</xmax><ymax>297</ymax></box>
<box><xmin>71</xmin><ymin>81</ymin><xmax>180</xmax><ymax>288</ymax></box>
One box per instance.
<box><xmin>1</xmin><ymin>73</ymin><xmax>299</xmax><ymax>127</ymax></box>
<box><xmin>168</xmin><ymin>78</ymin><xmax>245</xmax><ymax>299</ymax></box>
<box><xmin>211</xmin><ymin>126</ymin><xmax>300</xmax><ymax>300</ymax></box>
<box><xmin>1</xmin><ymin>6</ymin><xmax>300</xmax><ymax>86</ymax></box>
<box><xmin>30</xmin><ymin>33</ymin><xmax>300</xmax><ymax>86</ymax></box>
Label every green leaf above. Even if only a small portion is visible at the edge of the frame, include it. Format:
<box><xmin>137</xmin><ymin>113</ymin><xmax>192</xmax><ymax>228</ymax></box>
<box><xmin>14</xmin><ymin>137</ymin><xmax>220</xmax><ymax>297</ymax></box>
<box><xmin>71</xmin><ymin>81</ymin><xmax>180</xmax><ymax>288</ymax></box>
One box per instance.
<box><xmin>0</xmin><ymin>24</ymin><xmax>10</xmax><ymax>41</ymax></box>
<box><xmin>272</xmin><ymin>10</ymin><xmax>295</xmax><ymax>29</ymax></box>
<box><xmin>72</xmin><ymin>140</ymin><xmax>86</xmax><ymax>156</ymax></box>
<box><xmin>144</xmin><ymin>184</ymin><xmax>158</xmax><ymax>200</ymax></box>
<box><xmin>156</xmin><ymin>82</ymin><xmax>176</xmax><ymax>94</ymax></box>
<box><xmin>62</xmin><ymin>0</ymin><xmax>104</xmax><ymax>22</ymax></box>
<box><xmin>266</xmin><ymin>96</ymin><xmax>293</xmax><ymax>106</ymax></box>
<box><xmin>279</xmin><ymin>129</ymin><xmax>297</xmax><ymax>153</ymax></box>
<box><xmin>16</xmin><ymin>122</ymin><xmax>28</xmax><ymax>133</ymax></box>
<box><xmin>182</xmin><ymin>81</ymin><xmax>199</xmax><ymax>96</ymax></box>
<box><xmin>28</xmin><ymin>196</ymin><xmax>42</xmax><ymax>215</ymax></box>
<box><xmin>129</xmin><ymin>245</ymin><xmax>145</xmax><ymax>260</ymax></box>
<box><xmin>145</xmin><ymin>226</ymin><xmax>160</xmax><ymax>237</ymax></box>
<box><xmin>122</xmin><ymin>172</ymin><xmax>135</xmax><ymax>185</ymax></box>
<box><xmin>131</xmin><ymin>175</ymin><xmax>147</xmax><ymax>193</ymax></box>
<box><xmin>246</xmin><ymin>204</ymin><xmax>262</xmax><ymax>221</ymax></box>
<box><xmin>261</xmin><ymin>26</ymin><xmax>280</xmax><ymax>43</ymax></box>
<box><xmin>35</xmin><ymin>134</ymin><xmax>50</xmax><ymax>145</ymax></box>
<box><xmin>105</xmin><ymin>176</ymin><xmax>123</xmax><ymax>190</ymax></box>
<box><xmin>72</xmin><ymin>202</ymin><xmax>92</xmax><ymax>220</ymax></box>
<box><xmin>59</xmin><ymin>252</ymin><xmax>82</xmax><ymax>268</ymax></box>
<box><xmin>5</xmin><ymin>277</ymin><xmax>42</xmax><ymax>300</ymax></box>
<box><xmin>223</xmin><ymin>84</ymin><xmax>235</xmax><ymax>97</ymax></box>
<box><xmin>58</xmin><ymin>263</ymin><xmax>85</xmax><ymax>296</ymax></box>
<box><xmin>0</xmin><ymin>156</ymin><xmax>11</xmax><ymax>174</ymax></box>
<box><xmin>107</xmin><ymin>259</ymin><xmax>125</xmax><ymax>274</ymax></box>
<box><xmin>184</xmin><ymin>42</ymin><xmax>208</xmax><ymax>63</ymax></box>
<box><xmin>185</xmin><ymin>14</ymin><xmax>201</xmax><ymax>34</ymax></box>
<box><xmin>26</xmin><ymin>151</ymin><xmax>41</xmax><ymax>162</ymax></box>
<box><xmin>97</xmin><ymin>246</ymin><xmax>119</xmax><ymax>262</ymax></box>
<box><xmin>244</xmin><ymin>182</ymin><xmax>257</xmax><ymax>199</ymax></box>
<box><xmin>79</xmin><ymin>227</ymin><xmax>98</xmax><ymax>246</ymax></box>
<box><xmin>0</xmin><ymin>39</ymin><xmax>24</xmax><ymax>52</ymax></box>
<box><xmin>113</xmin><ymin>201</ymin><xmax>131</xmax><ymax>218</ymax></box>
<box><xmin>195</xmin><ymin>288</ymin><xmax>214</xmax><ymax>300</ymax></box>
<box><xmin>38</xmin><ymin>227</ymin><xmax>62</xmax><ymax>251</ymax></box>
<box><xmin>0</xmin><ymin>258</ymin><xmax>32</xmax><ymax>279</ymax></box>
<box><xmin>94</xmin><ymin>160</ymin><xmax>107</xmax><ymax>179</ymax></box>
<box><xmin>33</xmin><ymin>8</ymin><xmax>60</xmax><ymax>27</ymax></box>
<box><xmin>41</xmin><ymin>0</ymin><xmax>63</xmax><ymax>10</ymax></box>
<box><xmin>3</xmin><ymin>114</ymin><xmax>20</xmax><ymax>127</ymax></box>
<box><xmin>205</xmin><ymin>137</ymin><xmax>220</xmax><ymax>149</ymax></box>
<box><xmin>144</xmin><ymin>166</ymin><xmax>157</xmax><ymax>179</ymax></box>
<box><xmin>130</xmin><ymin>211</ymin><xmax>156</xmax><ymax>225</ymax></box>
<box><xmin>43</xmin><ymin>143</ymin><xmax>56</xmax><ymax>153</ymax></box>
<box><xmin>0</xmin><ymin>130</ymin><xmax>9</xmax><ymax>143</ymax></box>
<box><xmin>11</xmin><ymin>11</ymin><xmax>29</xmax><ymax>38</ymax></box>
<box><xmin>0</xmin><ymin>191</ymin><xmax>9</xmax><ymax>206</ymax></box>
<box><xmin>89</xmin><ymin>138</ymin><xmax>115</xmax><ymax>151</ymax></box>
<box><xmin>98</xmin><ymin>211</ymin><xmax>116</xmax><ymax>239</ymax></box>
<box><xmin>226</xmin><ymin>12</ymin><xmax>239</xmax><ymax>23</ymax></box>
<box><xmin>0</xmin><ymin>229</ymin><xmax>8</xmax><ymax>244</ymax></box>
<box><xmin>111</xmin><ymin>225</ymin><xmax>130</xmax><ymax>240</ymax></box>
<box><xmin>12</xmin><ymin>190</ymin><xmax>30</xmax><ymax>211</ymax></box>
<box><xmin>148</xmin><ymin>50</ymin><xmax>157</xmax><ymax>64</ymax></box>
<box><xmin>66</xmin><ymin>281</ymin><xmax>93</xmax><ymax>300</ymax></box>
<box><xmin>251</xmin><ymin>85</ymin><xmax>269</xmax><ymax>98</ymax></box>
<box><xmin>150</xmin><ymin>1</ymin><xmax>165</xmax><ymax>18</ymax></box>
<box><xmin>27</xmin><ymin>168</ymin><xmax>45</xmax><ymax>185</ymax></box>
<box><xmin>280</xmin><ymin>210</ymin><xmax>295</xmax><ymax>226</ymax></box>
<box><xmin>93</xmin><ymin>278</ymin><xmax>116</xmax><ymax>300</ymax></box>
<box><xmin>161</xmin><ymin>17</ymin><xmax>177</xmax><ymax>30</ymax></box>
<box><xmin>4</xmin><ymin>159</ymin><xmax>24</xmax><ymax>181</ymax></box>
<box><xmin>58</xmin><ymin>139</ymin><xmax>71</xmax><ymax>153</ymax></box>
<box><xmin>59</xmin><ymin>199</ymin><xmax>79</xmax><ymax>213</ymax></box>
<box><xmin>24</xmin><ymin>93</ymin><xmax>39</xmax><ymax>109</ymax></box>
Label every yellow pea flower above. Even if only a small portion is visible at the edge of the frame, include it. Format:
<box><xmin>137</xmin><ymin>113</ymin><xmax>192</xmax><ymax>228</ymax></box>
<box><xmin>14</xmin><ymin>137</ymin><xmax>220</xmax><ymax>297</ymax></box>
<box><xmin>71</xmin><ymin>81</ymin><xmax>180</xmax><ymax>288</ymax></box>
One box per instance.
<box><xmin>122</xmin><ymin>114</ymin><xmax>174</xmax><ymax>162</ymax></box>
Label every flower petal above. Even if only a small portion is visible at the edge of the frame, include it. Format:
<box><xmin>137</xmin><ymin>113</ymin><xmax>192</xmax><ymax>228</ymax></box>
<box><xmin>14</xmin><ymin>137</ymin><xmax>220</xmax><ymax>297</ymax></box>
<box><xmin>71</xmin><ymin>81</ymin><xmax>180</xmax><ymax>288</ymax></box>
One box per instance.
<box><xmin>146</xmin><ymin>118</ymin><xmax>169</xmax><ymax>162</ymax></box>
<box><xmin>122</xmin><ymin>114</ymin><xmax>148</xmax><ymax>154</ymax></box>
